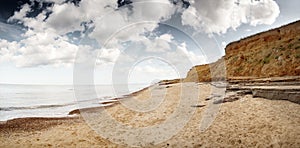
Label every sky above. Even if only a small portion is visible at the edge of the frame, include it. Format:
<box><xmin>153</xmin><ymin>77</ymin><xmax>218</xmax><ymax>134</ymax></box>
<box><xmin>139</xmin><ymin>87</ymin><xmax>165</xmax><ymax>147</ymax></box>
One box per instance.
<box><xmin>0</xmin><ymin>0</ymin><xmax>299</xmax><ymax>85</ymax></box>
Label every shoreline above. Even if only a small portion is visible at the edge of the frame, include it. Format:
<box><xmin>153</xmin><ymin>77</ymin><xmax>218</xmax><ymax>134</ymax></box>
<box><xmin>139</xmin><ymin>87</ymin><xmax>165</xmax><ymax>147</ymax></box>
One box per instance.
<box><xmin>1</xmin><ymin>76</ymin><xmax>299</xmax><ymax>120</ymax></box>
<box><xmin>0</xmin><ymin>83</ymin><xmax>154</xmax><ymax>122</ymax></box>
<box><xmin>1</xmin><ymin>78</ymin><xmax>300</xmax><ymax>147</ymax></box>
<box><xmin>2</xmin><ymin>76</ymin><xmax>299</xmax><ymax>123</ymax></box>
<box><xmin>1</xmin><ymin>76</ymin><xmax>300</xmax><ymax>127</ymax></box>
<box><xmin>0</xmin><ymin>82</ymin><xmax>156</xmax><ymax>131</ymax></box>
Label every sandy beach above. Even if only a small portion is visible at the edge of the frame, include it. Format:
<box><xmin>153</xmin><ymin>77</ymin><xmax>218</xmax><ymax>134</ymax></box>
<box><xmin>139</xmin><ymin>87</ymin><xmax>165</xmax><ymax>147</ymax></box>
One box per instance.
<box><xmin>1</xmin><ymin>82</ymin><xmax>300</xmax><ymax>147</ymax></box>
<box><xmin>0</xmin><ymin>1</ymin><xmax>299</xmax><ymax>147</ymax></box>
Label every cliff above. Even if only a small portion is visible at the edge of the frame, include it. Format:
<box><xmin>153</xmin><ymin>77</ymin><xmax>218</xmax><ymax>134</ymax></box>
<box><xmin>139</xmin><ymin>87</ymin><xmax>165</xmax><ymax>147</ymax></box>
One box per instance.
<box><xmin>185</xmin><ymin>20</ymin><xmax>300</xmax><ymax>82</ymax></box>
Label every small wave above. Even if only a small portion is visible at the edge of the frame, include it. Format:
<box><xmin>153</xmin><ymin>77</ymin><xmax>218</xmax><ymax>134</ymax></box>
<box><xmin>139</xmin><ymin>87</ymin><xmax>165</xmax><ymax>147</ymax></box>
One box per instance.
<box><xmin>0</xmin><ymin>97</ymin><xmax>114</xmax><ymax>111</ymax></box>
<box><xmin>0</xmin><ymin>103</ymin><xmax>75</xmax><ymax>111</ymax></box>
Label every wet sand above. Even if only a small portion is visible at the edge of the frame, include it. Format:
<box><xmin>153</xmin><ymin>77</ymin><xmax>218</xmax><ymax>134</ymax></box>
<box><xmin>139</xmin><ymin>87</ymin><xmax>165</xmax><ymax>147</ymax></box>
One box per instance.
<box><xmin>1</xmin><ymin>83</ymin><xmax>300</xmax><ymax>147</ymax></box>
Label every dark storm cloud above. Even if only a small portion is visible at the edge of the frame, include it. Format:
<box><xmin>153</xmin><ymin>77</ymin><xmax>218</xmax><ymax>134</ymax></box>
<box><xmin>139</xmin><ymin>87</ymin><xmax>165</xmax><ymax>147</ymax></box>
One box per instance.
<box><xmin>0</xmin><ymin>0</ymin><xmax>31</xmax><ymax>21</ymax></box>
<box><xmin>0</xmin><ymin>0</ymin><xmax>83</xmax><ymax>22</ymax></box>
<box><xmin>170</xmin><ymin>0</ymin><xmax>190</xmax><ymax>9</ymax></box>
<box><xmin>0</xmin><ymin>0</ymin><xmax>190</xmax><ymax>22</ymax></box>
<box><xmin>66</xmin><ymin>0</ymin><xmax>81</xmax><ymax>6</ymax></box>
<box><xmin>117</xmin><ymin>0</ymin><xmax>132</xmax><ymax>8</ymax></box>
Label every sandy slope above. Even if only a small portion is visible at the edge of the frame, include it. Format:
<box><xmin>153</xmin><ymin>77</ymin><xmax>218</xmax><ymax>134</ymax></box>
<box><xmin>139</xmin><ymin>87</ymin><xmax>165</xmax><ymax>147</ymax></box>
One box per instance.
<box><xmin>1</xmin><ymin>83</ymin><xmax>300</xmax><ymax>147</ymax></box>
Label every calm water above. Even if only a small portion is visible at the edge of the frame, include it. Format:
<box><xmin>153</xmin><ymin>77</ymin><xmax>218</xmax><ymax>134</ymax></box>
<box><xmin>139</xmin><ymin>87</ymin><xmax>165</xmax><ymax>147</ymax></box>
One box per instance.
<box><xmin>0</xmin><ymin>84</ymin><xmax>148</xmax><ymax>121</ymax></box>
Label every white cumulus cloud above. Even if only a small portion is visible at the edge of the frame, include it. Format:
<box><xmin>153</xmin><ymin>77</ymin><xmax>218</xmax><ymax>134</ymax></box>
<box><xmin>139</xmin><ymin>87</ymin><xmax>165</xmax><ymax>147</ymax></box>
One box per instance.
<box><xmin>181</xmin><ymin>0</ymin><xmax>280</xmax><ymax>34</ymax></box>
<box><xmin>1</xmin><ymin>0</ymin><xmax>280</xmax><ymax>68</ymax></box>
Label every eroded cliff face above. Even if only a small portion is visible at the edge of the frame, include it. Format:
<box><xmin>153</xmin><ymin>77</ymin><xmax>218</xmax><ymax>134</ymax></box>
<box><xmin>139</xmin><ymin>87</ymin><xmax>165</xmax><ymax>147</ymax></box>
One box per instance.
<box><xmin>185</xmin><ymin>20</ymin><xmax>300</xmax><ymax>82</ymax></box>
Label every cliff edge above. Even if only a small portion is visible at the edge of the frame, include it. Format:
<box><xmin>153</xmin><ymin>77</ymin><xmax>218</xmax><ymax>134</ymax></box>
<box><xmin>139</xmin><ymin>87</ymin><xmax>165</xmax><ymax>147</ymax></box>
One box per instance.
<box><xmin>185</xmin><ymin>20</ymin><xmax>300</xmax><ymax>82</ymax></box>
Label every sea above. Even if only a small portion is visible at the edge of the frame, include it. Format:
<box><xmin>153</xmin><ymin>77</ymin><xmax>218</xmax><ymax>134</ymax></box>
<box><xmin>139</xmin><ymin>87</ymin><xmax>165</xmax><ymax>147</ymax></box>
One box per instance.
<box><xmin>0</xmin><ymin>84</ymin><xmax>148</xmax><ymax>121</ymax></box>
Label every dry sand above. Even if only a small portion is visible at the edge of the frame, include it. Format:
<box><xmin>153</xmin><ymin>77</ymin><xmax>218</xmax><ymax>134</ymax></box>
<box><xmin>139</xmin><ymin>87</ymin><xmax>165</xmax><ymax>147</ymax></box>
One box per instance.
<box><xmin>1</xmin><ymin>83</ymin><xmax>300</xmax><ymax>147</ymax></box>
